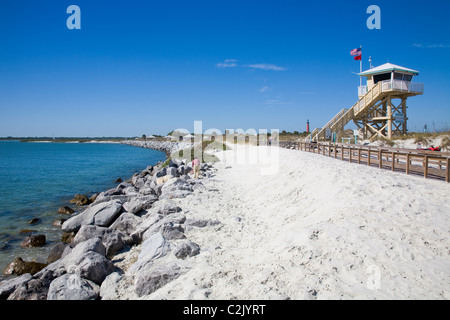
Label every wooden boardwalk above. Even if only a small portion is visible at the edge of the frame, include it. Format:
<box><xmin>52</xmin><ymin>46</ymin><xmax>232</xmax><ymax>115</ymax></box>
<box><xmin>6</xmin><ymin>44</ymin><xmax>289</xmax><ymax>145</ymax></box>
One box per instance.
<box><xmin>279</xmin><ymin>141</ymin><xmax>450</xmax><ymax>183</ymax></box>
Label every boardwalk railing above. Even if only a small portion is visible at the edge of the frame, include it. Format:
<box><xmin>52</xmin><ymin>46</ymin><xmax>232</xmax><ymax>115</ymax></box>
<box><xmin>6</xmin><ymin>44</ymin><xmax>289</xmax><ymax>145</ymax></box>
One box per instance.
<box><xmin>279</xmin><ymin>141</ymin><xmax>450</xmax><ymax>183</ymax></box>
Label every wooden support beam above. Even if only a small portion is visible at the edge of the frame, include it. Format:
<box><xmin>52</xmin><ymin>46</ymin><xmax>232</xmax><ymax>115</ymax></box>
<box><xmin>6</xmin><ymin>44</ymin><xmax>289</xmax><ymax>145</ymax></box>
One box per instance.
<box><xmin>392</xmin><ymin>152</ymin><xmax>395</xmax><ymax>171</ymax></box>
<box><xmin>447</xmin><ymin>158</ymin><xmax>449</xmax><ymax>183</ymax></box>
<box><xmin>379</xmin><ymin>150</ymin><xmax>383</xmax><ymax>169</ymax></box>
<box><xmin>406</xmin><ymin>153</ymin><xmax>410</xmax><ymax>175</ymax></box>
<box><xmin>424</xmin><ymin>156</ymin><xmax>429</xmax><ymax>179</ymax></box>
<box><xmin>358</xmin><ymin>148</ymin><xmax>361</xmax><ymax>164</ymax></box>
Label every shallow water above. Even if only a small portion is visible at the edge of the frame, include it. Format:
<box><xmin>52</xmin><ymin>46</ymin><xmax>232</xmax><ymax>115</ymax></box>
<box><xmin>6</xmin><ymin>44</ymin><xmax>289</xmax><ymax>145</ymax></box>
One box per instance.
<box><xmin>0</xmin><ymin>141</ymin><xmax>165</xmax><ymax>277</ymax></box>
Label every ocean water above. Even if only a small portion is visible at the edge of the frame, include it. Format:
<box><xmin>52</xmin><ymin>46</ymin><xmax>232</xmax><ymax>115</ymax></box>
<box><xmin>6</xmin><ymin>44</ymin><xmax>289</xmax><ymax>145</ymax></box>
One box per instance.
<box><xmin>0</xmin><ymin>141</ymin><xmax>166</xmax><ymax>277</ymax></box>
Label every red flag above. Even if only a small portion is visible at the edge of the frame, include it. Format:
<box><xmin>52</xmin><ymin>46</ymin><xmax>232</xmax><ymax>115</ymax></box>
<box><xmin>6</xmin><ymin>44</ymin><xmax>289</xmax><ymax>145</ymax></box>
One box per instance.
<box><xmin>354</xmin><ymin>55</ymin><xmax>362</xmax><ymax>60</ymax></box>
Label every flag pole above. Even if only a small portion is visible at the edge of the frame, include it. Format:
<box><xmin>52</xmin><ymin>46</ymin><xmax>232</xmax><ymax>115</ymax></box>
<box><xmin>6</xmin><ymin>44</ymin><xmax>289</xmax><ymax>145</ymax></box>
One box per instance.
<box><xmin>359</xmin><ymin>45</ymin><xmax>362</xmax><ymax>87</ymax></box>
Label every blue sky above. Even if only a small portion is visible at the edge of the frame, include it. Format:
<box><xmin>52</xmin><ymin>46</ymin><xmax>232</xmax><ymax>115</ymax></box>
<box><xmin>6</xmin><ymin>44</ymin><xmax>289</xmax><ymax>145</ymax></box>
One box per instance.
<box><xmin>0</xmin><ymin>0</ymin><xmax>449</xmax><ymax>137</ymax></box>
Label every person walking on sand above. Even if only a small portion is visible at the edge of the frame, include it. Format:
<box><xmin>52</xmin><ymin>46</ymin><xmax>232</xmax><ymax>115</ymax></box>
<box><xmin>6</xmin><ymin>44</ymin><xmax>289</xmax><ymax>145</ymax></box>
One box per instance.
<box><xmin>192</xmin><ymin>157</ymin><xmax>200</xmax><ymax>178</ymax></box>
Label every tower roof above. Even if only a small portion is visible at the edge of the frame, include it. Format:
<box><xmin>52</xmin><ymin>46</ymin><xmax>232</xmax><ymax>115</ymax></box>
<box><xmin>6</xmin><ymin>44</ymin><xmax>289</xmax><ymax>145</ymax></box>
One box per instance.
<box><xmin>359</xmin><ymin>63</ymin><xmax>419</xmax><ymax>76</ymax></box>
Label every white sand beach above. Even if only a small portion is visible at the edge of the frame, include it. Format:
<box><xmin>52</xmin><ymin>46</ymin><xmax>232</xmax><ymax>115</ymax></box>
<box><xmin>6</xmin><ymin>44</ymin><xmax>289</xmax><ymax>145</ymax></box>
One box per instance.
<box><xmin>112</xmin><ymin>144</ymin><xmax>450</xmax><ymax>300</ymax></box>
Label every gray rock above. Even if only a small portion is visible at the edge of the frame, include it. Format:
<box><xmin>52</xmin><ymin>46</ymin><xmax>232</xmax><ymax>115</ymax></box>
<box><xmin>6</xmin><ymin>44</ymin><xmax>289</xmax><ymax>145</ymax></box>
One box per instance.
<box><xmin>99</xmin><ymin>272</ymin><xmax>123</xmax><ymax>300</ymax></box>
<box><xmin>185</xmin><ymin>218</ymin><xmax>221</xmax><ymax>228</ymax></box>
<box><xmin>129</xmin><ymin>233</ymin><xmax>170</xmax><ymax>274</ymax></box>
<box><xmin>133</xmin><ymin>178</ymin><xmax>146</xmax><ymax>189</ymax></box>
<box><xmin>151</xmin><ymin>199</ymin><xmax>182</xmax><ymax>216</ymax></box>
<box><xmin>109</xmin><ymin>212</ymin><xmax>142</xmax><ymax>236</ymax></box>
<box><xmin>0</xmin><ymin>273</ymin><xmax>32</xmax><ymax>299</ymax></box>
<box><xmin>122</xmin><ymin>186</ymin><xmax>138</xmax><ymax>195</ymax></box>
<box><xmin>141</xmin><ymin>213</ymin><xmax>186</xmax><ymax>242</ymax></box>
<box><xmin>139</xmin><ymin>187</ymin><xmax>156</xmax><ymax>196</ymax></box>
<box><xmin>94</xmin><ymin>194</ymin><xmax>134</xmax><ymax>205</ymax></box>
<box><xmin>7</xmin><ymin>264</ymin><xmax>65</xmax><ymax>300</ymax></box>
<box><xmin>166</xmin><ymin>166</ymin><xmax>179</xmax><ymax>177</ymax></box>
<box><xmin>70</xmin><ymin>251</ymin><xmax>114</xmax><ymax>284</ymax></box>
<box><xmin>73</xmin><ymin>226</ymin><xmax>132</xmax><ymax>259</ymax></box>
<box><xmin>173</xmin><ymin>240</ymin><xmax>200</xmax><ymax>259</ymax></box>
<box><xmin>160</xmin><ymin>178</ymin><xmax>193</xmax><ymax>199</ymax></box>
<box><xmin>47</xmin><ymin>274</ymin><xmax>99</xmax><ymax>300</ymax></box>
<box><xmin>138</xmin><ymin>233</ymin><xmax>170</xmax><ymax>263</ymax></box>
<box><xmin>63</xmin><ymin>237</ymin><xmax>106</xmax><ymax>263</ymax></box>
<box><xmin>160</xmin><ymin>222</ymin><xmax>186</xmax><ymax>240</ymax></box>
<box><xmin>122</xmin><ymin>195</ymin><xmax>158</xmax><ymax>214</ymax></box>
<box><xmin>134</xmin><ymin>262</ymin><xmax>183</xmax><ymax>297</ymax></box>
<box><xmin>62</xmin><ymin>200</ymin><xmax>123</xmax><ymax>232</ymax></box>
<box><xmin>155</xmin><ymin>167</ymin><xmax>167</xmax><ymax>178</ymax></box>
<box><xmin>130</xmin><ymin>213</ymin><xmax>163</xmax><ymax>244</ymax></box>
<box><xmin>47</xmin><ymin>243</ymin><xmax>69</xmax><ymax>264</ymax></box>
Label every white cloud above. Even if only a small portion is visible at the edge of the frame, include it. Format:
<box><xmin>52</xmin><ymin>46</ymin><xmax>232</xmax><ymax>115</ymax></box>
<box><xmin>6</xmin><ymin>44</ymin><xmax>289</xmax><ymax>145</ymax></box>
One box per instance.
<box><xmin>247</xmin><ymin>63</ymin><xmax>286</xmax><ymax>71</ymax></box>
<box><xmin>216</xmin><ymin>61</ymin><xmax>237</xmax><ymax>68</ymax></box>
<box><xmin>265</xmin><ymin>99</ymin><xmax>291</xmax><ymax>105</ymax></box>
<box><xmin>412</xmin><ymin>43</ymin><xmax>450</xmax><ymax>48</ymax></box>
<box><xmin>259</xmin><ymin>86</ymin><xmax>270</xmax><ymax>93</ymax></box>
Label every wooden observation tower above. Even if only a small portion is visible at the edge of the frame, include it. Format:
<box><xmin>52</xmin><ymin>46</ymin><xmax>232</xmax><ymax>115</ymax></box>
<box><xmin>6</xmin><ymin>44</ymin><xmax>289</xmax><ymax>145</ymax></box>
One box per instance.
<box><xmin>307</xmin><ymin>63</ymin><xmax>424</xmax><ymax>142</ymax></box>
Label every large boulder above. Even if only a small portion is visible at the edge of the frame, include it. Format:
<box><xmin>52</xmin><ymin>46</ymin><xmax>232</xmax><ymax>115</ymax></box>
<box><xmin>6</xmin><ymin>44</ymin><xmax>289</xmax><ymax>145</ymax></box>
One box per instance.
<box><xmin>61</xmin><ymin>200</ymin><xmax>123</xmax><ymax>232</ymax></box>
<box><xmin>3</xmin><ymin>257</ymin><xmax>47</xmax><ymax>276</ymax></box>
<box><xmin>150</xmin><ymin>199</ymin><xmax>182</xmax><ymax>216</ymax></box>
<box><xmin>134</xmin><ymin>262</ymin><xmax>183</xmax><ymax>297</ymax></box>
<box><xmin>6</xmin><ymin>263</ymin><xmax>65</xmax><ymax>300</ymax></box>
<box><xmin>0</xmin><ymin>273</ymin><xmax>32</xmax><ymax>299</ymax></box>
<box><xmin>99</xmin><ymin>272</ymin><xmax>123</xmax><ymax>300</ymax></box>
<box><xmin>141</xmin><ymin>213</ymin><xmax>186</xmax><ymax>242</ymax></box>
<box><xmin>73</xmin><ymin>225</ymin><xmax>132</xmax><ymax>259</ymax></box>
<box><xmin>160</xmin><ymin>178</ymin><xmax>193</xmax><ymax>199</ymax></box>
<box><xmin>70</xmin><ymin>194</ymin><xmax>90</xmax><ymax>206</ymax></box>
<box><xmin>47</xmin><ymin>274</ymin><xmax>99</xmax><ymax>300</ymax></box>
<box><xmin>109</xmin><ymin>212</ymin><xmax>142</xmax><ymax>236</ymax></box>
<box><xmin>173</xmin><ymin>240</ymin><xmax>200</xmax><ymax>260</ymax></box>
<box><xmin>122</xmin><ymin>195</ymin><xmax>158</xmax><ymax>214</ymax></box>
<box><xmin>58</xmin><ymin>206</ymin><xmax>74</xmax><ymax>215</ymax></box>
<box><xmin>65</xmin><ymin>251</ymin><xmax>114</xmax><ymax>285</ymax></box>
<box><xmin>20</xmin><ymin>234</ymin><xmax>46</xmax><ymax>248</ymax></box>
<box><xmin>130</xmin><ymin>233</ymin><xmax>170</xmax><ymax>274</ymax></box>
<box><xmin>138</xmin><ymin>233</ymin><xmax>170</xmax><ymax>262</ymax></box>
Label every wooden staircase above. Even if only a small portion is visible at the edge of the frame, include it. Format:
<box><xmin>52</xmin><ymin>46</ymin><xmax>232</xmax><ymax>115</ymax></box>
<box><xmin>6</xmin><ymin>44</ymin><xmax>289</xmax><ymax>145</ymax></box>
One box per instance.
<box><xmin>308</xmin><ymin>82</ymin><xmax>387</xmax><ymax>141</ymax></box>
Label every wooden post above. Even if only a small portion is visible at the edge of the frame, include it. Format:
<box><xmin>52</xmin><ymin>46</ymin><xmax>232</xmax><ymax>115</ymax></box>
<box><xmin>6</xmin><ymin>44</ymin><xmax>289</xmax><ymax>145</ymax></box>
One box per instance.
<box><xmin>341</xmin><ymin>146</ymin><xmax>344</xmax><ymax>161</ymax></box>
<box><xmin>387</xmin><ymin>96</ymin><xmax>393</xmax><ymax>139</ymax></box>
<box><xmin>379</xmin><ymin>150</ymin><xmax>383</xmax><ymax>169</ymax></box>
<box><xmin>424</xmin><ymin>156</ymin><xmax>429</xmax><ymax>179</ymax></box>
<box><xmin>358</xmin><ymin>148</ymin><xmax>361</xmax><ymax>164</ymax></box>
<box><xmin>368</xmin><ymin>150</ymin><xmax>371</xmax><ymax>166</ymax></box>
<box><xmin>406</xmin><ymin>154</ymin><xmax>410</xmax><ymax>175</ymax></box>
<box><xmin>328</xmin><ymin>143</ymin><xmax>331</xmax><ymax>157</ymax></box>
<box><xmin>446</xmin><ymin>158</ymin><xmax>449</xmax><ymax>183</ymax></box>
<box><xmin>334</xmin><ymin>145</ymin><xmax>337</xmax><ymax>159</ymax></box>
<box><xmin>392</xmin><ymin>152</ymin><xmax>395</xmax><ymax>171</ymax></box>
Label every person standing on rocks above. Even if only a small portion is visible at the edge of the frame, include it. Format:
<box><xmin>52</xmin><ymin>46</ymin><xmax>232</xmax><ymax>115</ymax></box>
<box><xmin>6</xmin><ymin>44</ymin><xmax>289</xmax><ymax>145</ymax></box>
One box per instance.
<box><xmin>192</xmin><ymin>157</ymin><xmax>200</xmax><ymax>178</ymax></box>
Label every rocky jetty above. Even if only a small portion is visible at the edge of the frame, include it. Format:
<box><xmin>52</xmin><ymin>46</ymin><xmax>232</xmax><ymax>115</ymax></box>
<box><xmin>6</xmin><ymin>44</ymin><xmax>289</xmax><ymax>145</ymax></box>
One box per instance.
<box><xmin>121</xmin><ymin>140</ymin><xmax>192</xmax><ymax>157</ymax></box>
<box><xmin>0</xmin><ymin>151</ymin><xmax>218</xmax><ymax>300</ymax></box>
